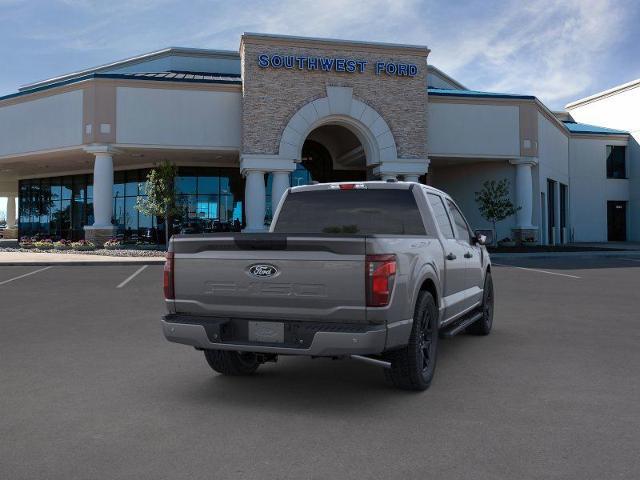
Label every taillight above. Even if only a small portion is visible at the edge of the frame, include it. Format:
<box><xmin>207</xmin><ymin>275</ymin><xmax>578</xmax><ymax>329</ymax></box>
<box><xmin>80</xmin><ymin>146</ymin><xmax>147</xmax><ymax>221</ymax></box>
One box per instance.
<box><xmin>366</xmin><ymin>254</ymin><xmax>397</xmax><ymax>307</ymax></box>
<box><xmin>164</xmin><ymin>251</ymin><xmax>175</xmax><ymax>300</ymax></box>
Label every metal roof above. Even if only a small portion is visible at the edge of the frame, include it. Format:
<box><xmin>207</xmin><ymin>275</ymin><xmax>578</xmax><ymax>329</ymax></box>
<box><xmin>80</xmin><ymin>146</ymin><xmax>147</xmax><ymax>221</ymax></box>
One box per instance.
<box><xmin>428</xmin><ymin>87</ymin><xmax>535</xmax><ymax>100</ymax></box>
<box><xmin>19</xmin><ymin>47</ymin><xmax>240</xmax><ymax>92</ymax></box>
<box><xmin>0</xmin><ymin>71</ymin><xmax>241</xmax><ymax>103</ymax></box>
<box><xmin>562</xmin><ymin>121</ymin><xmax>628</xmax><ymax>135</ymax></box>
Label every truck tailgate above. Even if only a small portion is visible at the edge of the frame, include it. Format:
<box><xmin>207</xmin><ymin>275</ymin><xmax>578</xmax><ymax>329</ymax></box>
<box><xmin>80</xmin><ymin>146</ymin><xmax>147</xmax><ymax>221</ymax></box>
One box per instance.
<box><xmin>172</xmin><ymin>234</ymin><xmax>367</xmax><ymax>323</ymax></box>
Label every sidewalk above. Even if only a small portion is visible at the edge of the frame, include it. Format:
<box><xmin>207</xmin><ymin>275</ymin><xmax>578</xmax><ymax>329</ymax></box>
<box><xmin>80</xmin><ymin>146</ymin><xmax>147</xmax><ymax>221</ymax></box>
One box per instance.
<box><xmin>0</xmin><ymin>251</ymin><xmax>165</xmax><ymax>266</ymax></box>
<box><xmin>491</xmin><ymin>250</ymin><xmax>640</xmax><ymax>260</ymax></box>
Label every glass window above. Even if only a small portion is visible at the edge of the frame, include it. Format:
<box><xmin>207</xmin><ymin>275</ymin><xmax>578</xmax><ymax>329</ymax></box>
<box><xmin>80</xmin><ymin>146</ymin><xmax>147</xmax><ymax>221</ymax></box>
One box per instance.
<box><xmin>175</xmin><ymin>175</ymin><xmax>197</xmax><ymax>194</ymax></box>
<box><xmin>113</xmin><ymin>196</ymin><xmax>125</xmax><ymax>230</ymax></box>
<box><xmin>446</xmin><ymin>199</ymin><xmax>472</xmax><ymax>243</ymax></box>
<box><xmin>124</xmin><ymin>197</ymin><xmax>138</xmax><ymax>232</ymax></box>
<box><xmin>273</xmin><ymin>189</ymin><xmax>426</xmax><ymax>235</ymax></box>
<box><xmin>125</xmin><ymin>171</ymin><xmax>139</xmax><ymax>197</ymax></box>
<box><xmin>427</xmin><ymin>193</ymin><xmax>454</xmax><ymax>239</ymax></box>
<box><xmin>606</xmin><ymin>146</ymin><xmax>626</xmax><ymax>179</ymax></box>
<box><xmin>73</xmin><ymin>175</ymin><xmax>86</xmax><ymax>202</ymax></box>
<box><xmin>198</xmin><ymin>176</ymin><xmax>219</xmax><ymax>195</ymax></box>
<box><xmin>61</xmin><ymin>177</ymin><xmax>73</xmax><ymax>200</ymax></box>
<box><xmin>113</xmin><ymin>171</ymin><xmax>125</xmax><ymax>199</ymax></box>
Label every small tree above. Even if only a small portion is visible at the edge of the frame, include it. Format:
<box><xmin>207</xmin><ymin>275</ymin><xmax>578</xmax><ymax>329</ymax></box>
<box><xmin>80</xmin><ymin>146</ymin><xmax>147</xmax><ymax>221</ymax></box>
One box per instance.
<box><xmin>474</xmin><ymin>179</ymin><xmax>520</xmax><ymax>245</ymax></box>
<box><xmin>136</xmin><ymin>161</ymin><xmax>181</xmax><ymax>247</ymax></box>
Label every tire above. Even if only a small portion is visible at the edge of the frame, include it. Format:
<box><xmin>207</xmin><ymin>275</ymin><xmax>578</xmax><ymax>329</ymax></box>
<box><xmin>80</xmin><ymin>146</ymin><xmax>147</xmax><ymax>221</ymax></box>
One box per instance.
<box><xmin>203</xmin><ymin>350</ymin><xmax>260</xmax><ymax>376</ymax></box>
<box><xmin>467</xmin><ymin>271</ymin><xmax>494</xmax><ymax>335</ymax></box>
<box><xmin>384</xmin><ymin>291</ymin><xmax>439</xmax><ymax>391</ymax></box>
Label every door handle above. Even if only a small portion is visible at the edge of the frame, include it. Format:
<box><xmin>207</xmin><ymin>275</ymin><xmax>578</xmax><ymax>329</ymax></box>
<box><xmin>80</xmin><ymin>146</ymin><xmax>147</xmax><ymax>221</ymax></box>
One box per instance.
<box><xmin>464</xmin><ymin>252</ymin><xmax>473</xmax><ymax>258</ymax></box>
<box><xmin>446</xmin><ymin>252</ymin><xmax>457</xmax><ymax>261</ymax></box>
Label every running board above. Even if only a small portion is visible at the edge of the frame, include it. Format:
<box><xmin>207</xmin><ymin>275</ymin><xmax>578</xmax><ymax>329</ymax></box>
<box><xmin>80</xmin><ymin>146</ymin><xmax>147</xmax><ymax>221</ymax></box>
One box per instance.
<box><xmin>439</xmin><ymin>311</ymin><xmax>483</xmax><ymax>338</ymax></box>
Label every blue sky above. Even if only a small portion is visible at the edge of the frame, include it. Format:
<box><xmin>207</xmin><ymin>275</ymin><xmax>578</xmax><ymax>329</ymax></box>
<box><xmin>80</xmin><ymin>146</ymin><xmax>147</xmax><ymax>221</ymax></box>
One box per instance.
<box><xmin>1</xmin><ymin>0</ymin><xmax>639</xmax><ymax>108</ymax></box>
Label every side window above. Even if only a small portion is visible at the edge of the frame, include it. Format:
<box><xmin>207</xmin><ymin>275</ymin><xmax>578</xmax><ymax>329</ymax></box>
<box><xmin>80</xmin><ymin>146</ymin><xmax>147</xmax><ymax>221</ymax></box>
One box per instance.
<box><xmin>446</xmin><ymin>199</ymin><xmax>472</xmax><ymax>243</ymax></box>
<box><xmin>427</xmin><ymin>193</ymin><xmax>455</xmax><ymax>239</ymax></box>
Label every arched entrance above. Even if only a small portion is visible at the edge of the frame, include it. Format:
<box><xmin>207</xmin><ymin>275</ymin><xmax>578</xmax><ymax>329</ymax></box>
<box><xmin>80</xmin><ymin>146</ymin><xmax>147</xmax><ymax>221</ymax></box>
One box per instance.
<box><xmin>243</xmin><ymin>86</ymin><xmax>428</xmax><ymax>230</ymax></box>
<box><xmin>266</xmin><ymin>123</ymin><xmax>368</xmax><ymax>222</ymax></box>
<box><xmin>300</xmin><ymin>124</ymin><xmax>368</xmax><ymax>183</ymax></box>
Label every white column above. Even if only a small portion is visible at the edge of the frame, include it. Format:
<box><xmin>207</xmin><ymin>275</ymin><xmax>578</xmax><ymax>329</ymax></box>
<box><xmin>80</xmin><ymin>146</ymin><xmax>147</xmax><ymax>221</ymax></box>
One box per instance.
<box><xmin>511</xmin><ymin>158</ymin><xmax>537</xmax><ymax>229</ymax></box>
<box><xmin>271</xmin><ymin>171</ymin><xmax>290</xmax><ymax>214</ymax></box>
<box><xmin>92</xmin><ymin>152</ymin><xmax>115</xmax><ymax>227</ymax></box>
<box><xmin>404</xmin><ymin>174</ymin><xmax>420</xmax><ymax>183</ymax></box>
<box><xmin>244</xmin><ymin>170</ymin><xmax>266</xmax><ymax>231</ymax></box>
<box><xmin>6</xmin><ymin>195</ymin><xmax>16</xmax><ymax>228</ymax></box>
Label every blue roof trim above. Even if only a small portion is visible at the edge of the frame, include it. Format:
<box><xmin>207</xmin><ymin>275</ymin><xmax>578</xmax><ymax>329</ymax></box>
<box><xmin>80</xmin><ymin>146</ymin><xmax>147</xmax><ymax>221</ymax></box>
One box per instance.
<box><xmin>562</xmin><ymin>121</ymin><xmax>628</xmax><ymax>135</ymax></box>
<box><xmin>428</xmin><ymin>87</ymin><xmax>535</xmax><ymax>100</ymax></box>
<box><xmin>0</xmin><ymin>72</ymin><xmax>242</xmax><ymax>102</ymax></box>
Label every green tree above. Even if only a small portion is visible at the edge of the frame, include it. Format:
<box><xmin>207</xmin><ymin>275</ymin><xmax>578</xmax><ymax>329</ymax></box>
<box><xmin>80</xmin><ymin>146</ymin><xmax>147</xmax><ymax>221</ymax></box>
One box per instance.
<box><xmin>474</xmin><ymin>179</ymin><xmax>520</xmax><ymax>245</ymax></box>
<box><xmin>136</xmin><ymin>161</ymin><xmax>181</xmax><ymax>247</ymax></box>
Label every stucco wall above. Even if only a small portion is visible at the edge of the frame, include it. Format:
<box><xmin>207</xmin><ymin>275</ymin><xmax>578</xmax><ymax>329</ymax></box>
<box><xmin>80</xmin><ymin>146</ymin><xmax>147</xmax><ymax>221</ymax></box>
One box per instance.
<box><xmin>0</xmin><ymin>90</ymin><xmax>83</xmax><ymax>156</ymax></box>
<box><xmin>427</xmin><ymin>102</ymin><xmax>520</xmax><ymax>157</ymax></box>
<box><xmin>240</xmin><ymin>37</ymin><xmax>428</xmax><ymax>159</ymax></box>
<box><xmin>569</xmin><ymin>136</ymin><xmax>629</xmax><ymax>242</ymax></box>
<box><xmin>568</xmin><ymin>86</ymin><xmax>639</xmax><ymax>241</ymax></box>
<box><xmin>430</xmin><ymin>161</ymin><xmax>516</xmax><ymax>241</ymax></box>
<box><xmin>115</xmin><ymin>87</ymin><xmax>242</xmax><ymax>148</ymax></box>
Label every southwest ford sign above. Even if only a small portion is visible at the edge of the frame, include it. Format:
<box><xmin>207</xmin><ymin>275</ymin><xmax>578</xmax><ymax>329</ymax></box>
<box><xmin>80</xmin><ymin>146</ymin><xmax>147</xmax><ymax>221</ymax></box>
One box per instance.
<box><xmin>257</xmin><ymin>54</ymin><xmax>418</xmax><ymax>77</ymax></box>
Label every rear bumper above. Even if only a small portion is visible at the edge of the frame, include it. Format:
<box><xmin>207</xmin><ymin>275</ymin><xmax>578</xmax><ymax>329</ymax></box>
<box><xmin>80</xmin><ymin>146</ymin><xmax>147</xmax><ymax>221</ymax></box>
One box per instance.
<box><xmin>161</xmin><ymin>315</ymin><xmax>388</xmax><ymax>356</ymax></box>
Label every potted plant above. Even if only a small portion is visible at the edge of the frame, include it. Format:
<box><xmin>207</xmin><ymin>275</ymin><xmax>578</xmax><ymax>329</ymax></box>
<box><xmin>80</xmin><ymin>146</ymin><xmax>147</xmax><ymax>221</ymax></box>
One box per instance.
<box><xmin>71</xmin><ymin>240</ymin><xmax>96</xmax><ymax>251</ymax></box>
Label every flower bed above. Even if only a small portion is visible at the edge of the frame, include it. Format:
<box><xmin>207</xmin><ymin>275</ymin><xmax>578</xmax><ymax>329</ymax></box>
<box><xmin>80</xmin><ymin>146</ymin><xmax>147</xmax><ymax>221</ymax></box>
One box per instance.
<box><xmin>54</xmin><ymin>239</ymin><xmax>73</xmax><ymax>250</ymax></box>
<box><xmin>70</xmin><ymin>240</ymin><xmax>96</xmax><ymax>251</ymax></box>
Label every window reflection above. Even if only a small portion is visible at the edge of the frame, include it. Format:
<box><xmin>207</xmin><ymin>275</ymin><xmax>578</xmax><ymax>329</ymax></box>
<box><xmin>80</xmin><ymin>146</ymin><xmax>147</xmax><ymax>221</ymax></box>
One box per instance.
<box><xmin>18</xmin><ymin>167</ymin><xmax>245</xmax><ymax>241</ymax></box>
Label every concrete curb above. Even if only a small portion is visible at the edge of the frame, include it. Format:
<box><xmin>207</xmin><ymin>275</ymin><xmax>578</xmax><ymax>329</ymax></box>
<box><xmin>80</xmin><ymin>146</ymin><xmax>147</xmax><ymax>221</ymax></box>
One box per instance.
<box><xmin>491</xmin><ymin>250</ymin><xmax>640</xmax><ymax>260</ymax></box>
<box><xmin>0</xmin><ymin>259</ymin><xmax>166</xmax><ymax>266</ymax></box>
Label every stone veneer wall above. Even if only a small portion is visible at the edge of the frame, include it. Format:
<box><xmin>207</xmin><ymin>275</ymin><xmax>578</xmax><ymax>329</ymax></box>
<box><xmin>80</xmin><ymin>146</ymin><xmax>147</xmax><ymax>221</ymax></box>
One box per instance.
<box><xmin>241</xmin><ymin>37</ymin><xmax>428</xmax><ymax>160</ymax></box>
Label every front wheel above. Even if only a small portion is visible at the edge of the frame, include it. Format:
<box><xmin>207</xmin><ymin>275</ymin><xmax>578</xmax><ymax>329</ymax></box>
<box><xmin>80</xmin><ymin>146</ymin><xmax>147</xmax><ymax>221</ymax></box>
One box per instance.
<box><xmin>204</xmin><ymin>350</ymin><xmax>260</xmax><ymax>376</ymax></box>
<box><xmin>384</xmin><ymin>291</ymin><xmax>439</xmax><ymax>391</ymax></box>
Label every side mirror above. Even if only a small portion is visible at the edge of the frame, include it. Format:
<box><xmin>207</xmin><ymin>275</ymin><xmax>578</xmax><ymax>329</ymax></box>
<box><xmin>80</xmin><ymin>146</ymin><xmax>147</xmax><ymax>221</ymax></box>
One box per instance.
<box><xmin>473</xmin><ymin>230</ymin><xmax>488</xmax><ymax>245</ymax></box>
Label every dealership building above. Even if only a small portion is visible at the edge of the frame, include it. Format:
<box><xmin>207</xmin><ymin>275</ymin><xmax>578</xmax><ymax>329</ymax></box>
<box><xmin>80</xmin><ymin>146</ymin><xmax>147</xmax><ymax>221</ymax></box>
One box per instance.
<box><xmin>0</xmin><ymin>33</ymin><xmax>637</xmax><ymax>244</ymax></box>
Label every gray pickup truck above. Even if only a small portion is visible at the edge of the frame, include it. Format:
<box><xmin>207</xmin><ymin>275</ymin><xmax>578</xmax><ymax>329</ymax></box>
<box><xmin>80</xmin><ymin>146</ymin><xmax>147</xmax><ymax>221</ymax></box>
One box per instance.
<box><xmin>162</xmin><ymin>181</ymin><xmax>493</xmax><ymax>390</ymax></box>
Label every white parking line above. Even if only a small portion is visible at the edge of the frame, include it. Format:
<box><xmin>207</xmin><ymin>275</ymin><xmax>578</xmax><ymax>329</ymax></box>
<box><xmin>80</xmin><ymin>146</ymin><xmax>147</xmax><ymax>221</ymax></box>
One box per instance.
<box><xmin>0</xmin><ymin>266</ymin><xmax>53</xmax><ymax>286</ymax></box>
<box><xmin>492</xmin><ymin>263</ymin><xmax>581</xmax><ymax>279</ymax></box>
<box><xmin>116</xmin><ymin>265</ymin><xmax>148</xmax><ymax>289</ymax></box>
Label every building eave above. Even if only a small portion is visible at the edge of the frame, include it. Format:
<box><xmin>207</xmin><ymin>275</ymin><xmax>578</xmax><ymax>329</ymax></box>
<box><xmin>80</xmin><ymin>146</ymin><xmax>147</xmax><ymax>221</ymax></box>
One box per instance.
<box><xmin>565</xmin><ymin>78</ymin><xmax>640</xmax><ymax>110</ymax></box>
<box><xmin>1</xmin><ymin>73</ymin><xmax>242</xmax><ymax>105</ymax></box>
<box><xmin>240</xmin><ymin>32</ymin><xmax>430</xmax><ymax>56</ymax></box>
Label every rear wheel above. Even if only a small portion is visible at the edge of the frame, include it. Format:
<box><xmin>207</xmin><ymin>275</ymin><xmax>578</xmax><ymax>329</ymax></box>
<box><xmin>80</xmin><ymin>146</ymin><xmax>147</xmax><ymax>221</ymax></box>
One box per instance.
<box><xmin>204</xmin><ymin>350</ymin><xmax>260</xmax><ymax>376</ymax></box>
<box><xmin>384</xmin><ymin>291</ymin><xmax>438</xmax><ymax>391</ymax></box>
<box><xmin>468</xmin><ymin>271</ymin><xmax>494</xmax><ymax>335</ymax></box>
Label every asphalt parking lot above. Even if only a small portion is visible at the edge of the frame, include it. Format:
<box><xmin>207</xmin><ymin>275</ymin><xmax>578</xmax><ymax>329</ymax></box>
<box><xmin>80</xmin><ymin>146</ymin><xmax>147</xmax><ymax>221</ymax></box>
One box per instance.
<box><xmin>1</xmin><ymin>255</ymin><xmax>639</xmax><ymax>479</ymax></box>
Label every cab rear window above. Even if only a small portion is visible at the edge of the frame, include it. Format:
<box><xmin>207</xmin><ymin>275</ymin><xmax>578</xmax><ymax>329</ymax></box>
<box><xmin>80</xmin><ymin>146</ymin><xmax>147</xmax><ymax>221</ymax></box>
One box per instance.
<box><xmin>273</xmin><ymin>189</ymin><xmax>426</xmax><ymax>235</ymax></box>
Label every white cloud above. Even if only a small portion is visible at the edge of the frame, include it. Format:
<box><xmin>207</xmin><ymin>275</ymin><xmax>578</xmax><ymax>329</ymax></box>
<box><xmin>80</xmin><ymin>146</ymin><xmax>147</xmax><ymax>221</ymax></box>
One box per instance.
<box><xmin>3</xmin><ymin>0</ymin><xmax>635</xmax><ymax>108</ymax></box>
<box><xmin>426</xmin><ymin>0</ymin><xmax>631</xmax><ymax>107</ymax></box>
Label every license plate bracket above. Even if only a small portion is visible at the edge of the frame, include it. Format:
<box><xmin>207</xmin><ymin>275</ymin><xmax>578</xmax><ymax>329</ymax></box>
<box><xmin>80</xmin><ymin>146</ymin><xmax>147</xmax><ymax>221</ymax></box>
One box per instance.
<box><xmin>248</xmin><ymin>321</ymin><xmax>285</xmax><ymax>344</ymax></box>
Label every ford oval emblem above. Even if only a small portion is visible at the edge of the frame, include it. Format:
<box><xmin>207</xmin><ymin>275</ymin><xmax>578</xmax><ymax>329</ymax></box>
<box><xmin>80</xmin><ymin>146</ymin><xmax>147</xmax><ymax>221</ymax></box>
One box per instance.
<box><xmin>249</xmin><ymin>264</ymin><xmax>279</xmax><ymax>278</ymax></box>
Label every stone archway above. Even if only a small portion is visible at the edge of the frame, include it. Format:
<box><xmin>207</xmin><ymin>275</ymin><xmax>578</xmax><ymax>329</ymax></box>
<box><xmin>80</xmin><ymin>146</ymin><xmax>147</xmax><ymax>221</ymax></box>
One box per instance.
<box><xmin>278</xmin><ymin>86</ymin><xmax>398</xmax><ymax>168</ymax></box>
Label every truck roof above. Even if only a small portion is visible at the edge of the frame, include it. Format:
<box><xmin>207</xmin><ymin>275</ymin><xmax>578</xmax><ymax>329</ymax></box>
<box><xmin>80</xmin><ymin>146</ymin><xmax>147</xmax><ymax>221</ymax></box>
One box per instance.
<box><xmin>289</xmin><ymin>180</ymin><xmax>451</xmax><ymax>198</ymax></box>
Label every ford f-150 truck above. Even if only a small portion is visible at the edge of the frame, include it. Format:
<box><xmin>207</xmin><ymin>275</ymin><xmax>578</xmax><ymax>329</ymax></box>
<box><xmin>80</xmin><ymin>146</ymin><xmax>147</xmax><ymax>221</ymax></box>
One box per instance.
<box><xmin>162</xmin><ymin>181</ymin><xmax>493</xmax><ymax>391</ymax></box>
